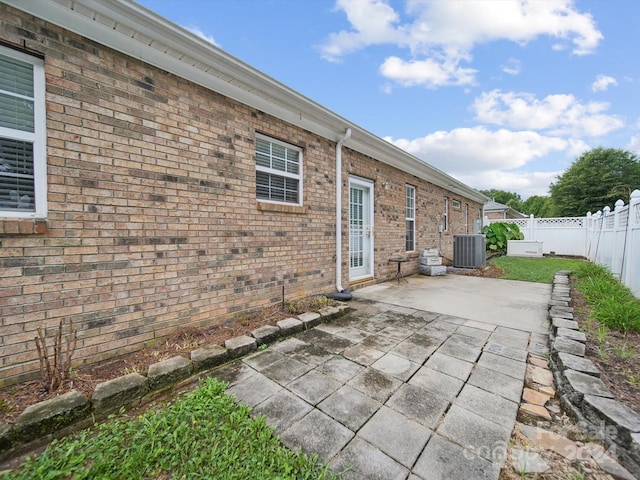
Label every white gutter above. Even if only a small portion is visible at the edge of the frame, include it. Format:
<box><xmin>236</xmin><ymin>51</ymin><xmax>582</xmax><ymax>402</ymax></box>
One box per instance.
<box><xmin>335</xmin><ymin>128</ymin><xmax>351</xmax><ymax>293</ymax></box>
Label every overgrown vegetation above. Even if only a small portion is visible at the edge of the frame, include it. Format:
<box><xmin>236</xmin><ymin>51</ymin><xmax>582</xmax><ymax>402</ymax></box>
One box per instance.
<box><xmin>573</xmin><ymin>263</ymin><xmax>640</xmax><ymax>332</ymax></box>
<box><xmin>490</xmin><ymin>256</ymin><xmax>586</xmax><ymax>284</ymax></box>
<box><xmin>482</xmin><ymin>222</ymin><xmax>524</xmax><ymax>253</ymax></box>
<box><xmin>2</xmin><ymin>378</ymin><xmax>338</xmax><ymax>480</ymax></box>
<box><xmin>285</xmin><ymin>295</ymin><xmax>336</xmax><ymax>315</ymax></box>
<box><xmin>34</xmin><ymin>319</ymin><xmax>77</xmax><ymax>392</ymax></box>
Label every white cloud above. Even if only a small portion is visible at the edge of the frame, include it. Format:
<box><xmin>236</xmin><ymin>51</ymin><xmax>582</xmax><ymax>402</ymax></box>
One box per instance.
<box><xmin>472</xmin><ymin>90</ymin><xmax>624</xmax><ymax>137</ymax></box>
<box><xmin>321</xmin><ymin>0</ymin><xmax>602</xmax><ymax>87</ymax></box>
<box><xmin>185</xmin><ymin>26</ymin><xmax>219</xmax><ymax>47</ymax></box>
<box><xmin>387</xmin><ymin>126</ymin><xmax>567</xmax><ymax>174</ymax></box>
<box><xmin>591</xmin><ymin>74</ymin><xmax>617</xmax><ymax>92</ymax></box>
<box><xmin>385</xmin><ymin>126</ymin><xmax>583</xmax><ymax>197</ymax></box>
<box><xmin>501</xmin><ymin>58</ymin><xmax>521</xmax><ymax>75</ymax></box>
<box><xmin>379</xmin><ymin>56</ymin><xmax>476</xmax><ymax>88</ymax></box>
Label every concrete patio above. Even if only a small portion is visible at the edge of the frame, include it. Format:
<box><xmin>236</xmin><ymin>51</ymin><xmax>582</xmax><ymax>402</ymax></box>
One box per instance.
<box><xmin>211</xmin><ymin>274</ymin><xmax>552</xmax><ymax>479</ymax></box>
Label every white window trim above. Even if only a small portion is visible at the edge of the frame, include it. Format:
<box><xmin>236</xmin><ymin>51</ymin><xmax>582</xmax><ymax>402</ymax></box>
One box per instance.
<box><xmin>0</xmin><ymin>46</ymin><xmax>47</xmax><ymax>219</ymax></box>
<box><xmin>443</xmin><ymin>196</ymin><xmax>449</xmax><ymax>232</ymax></box>
<box><xmin>255</xmin><ymin>133</ymin><xmax>303</xmax><ymax>206</ymax></box>
<box><xmin>406</xmin><ymin>184</ymin><xmax>415</xmax><ymax>252</ymax></box>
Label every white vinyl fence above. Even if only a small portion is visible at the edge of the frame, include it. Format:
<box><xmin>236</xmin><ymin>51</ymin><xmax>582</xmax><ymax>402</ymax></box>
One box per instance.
<box><xmin>485</xmin><ymin>189</ymin><xmax>640</xmax><ymax>298</ymax></box>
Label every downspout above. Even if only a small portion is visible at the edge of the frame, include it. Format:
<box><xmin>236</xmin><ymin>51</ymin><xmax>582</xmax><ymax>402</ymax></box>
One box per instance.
<box><xmin>335</xmin><ymin>128</ymin><xmax>351</xmax><ymax>293</ymax></box>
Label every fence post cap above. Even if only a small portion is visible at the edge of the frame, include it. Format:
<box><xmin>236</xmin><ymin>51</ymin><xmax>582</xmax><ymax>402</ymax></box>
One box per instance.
<box><xmin>603</xmin><ymin>206</ymin><xmax>611</xmax><ymax>213</ymax></box>
<box><xmin>631</xmin><ymin>189</ymin><xmax>640</xmax><ymax>199</ymax></box>
<box><xmin>614</xmin><ymin>199</ymin><xmax>625</xmax><ymax>209</ymax></box>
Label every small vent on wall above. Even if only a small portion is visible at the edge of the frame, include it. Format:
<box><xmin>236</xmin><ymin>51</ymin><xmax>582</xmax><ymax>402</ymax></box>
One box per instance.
<box><xmin>453</xmin><ymin>235</ymin><xmax>486</xmax><ymax>268</ymax></box>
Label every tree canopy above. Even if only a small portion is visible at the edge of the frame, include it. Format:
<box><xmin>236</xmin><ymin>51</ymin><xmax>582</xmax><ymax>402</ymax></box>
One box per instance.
<box><xmin>548</xmin><ymin>147</ymin><xmax>640</xmax><ymax>217</ymax></box>
<box><xmin>479</xmin><ymin>189</ymin><xmax>522</xmax><ymax>209</ymax></box>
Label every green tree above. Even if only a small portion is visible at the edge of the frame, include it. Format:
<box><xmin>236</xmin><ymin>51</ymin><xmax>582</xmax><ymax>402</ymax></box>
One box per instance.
<box><xmin>520</xmin><ymin>195</ymin><xmax>554</xmax><ymax>217</ymax></box>
<box><xmin>479</xmin><ymin>189</ymin><xmax>523</xmax><ymax>211</ymax></box>
<box><xmin>549</xmin><ymin>147</ymin><xmax>640</xmax><ymax>216</ymax></box>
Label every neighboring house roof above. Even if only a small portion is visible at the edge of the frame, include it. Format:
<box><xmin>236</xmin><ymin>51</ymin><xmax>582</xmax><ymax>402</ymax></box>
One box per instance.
<box><xmin>8</xmin><ymin>0</ymin><xmax>489</xmax><ymax>205</ymax></box>
<box><xmin>483</xmin><ymin>201</ymin><xmax>528</xmax><ymax>219</ymax></box>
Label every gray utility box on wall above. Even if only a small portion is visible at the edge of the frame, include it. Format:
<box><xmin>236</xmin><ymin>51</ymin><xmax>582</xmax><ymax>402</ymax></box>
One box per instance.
<box><xmin>453</xmin><ymin>234</ymin><xmax>486</xmax><ymax>268</ymax></box>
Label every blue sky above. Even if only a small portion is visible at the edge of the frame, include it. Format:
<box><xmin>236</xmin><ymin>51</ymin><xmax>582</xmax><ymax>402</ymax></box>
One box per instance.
<box><xmin>137</xmin><ymin>0</ymin><xmax>640</xmax><ymax>199</ymax></box>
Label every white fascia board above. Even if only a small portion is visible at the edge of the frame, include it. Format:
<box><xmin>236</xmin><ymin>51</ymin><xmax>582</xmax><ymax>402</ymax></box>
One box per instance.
<box><xmin>5</xmin><ymin>0</ymin><xmax>487</xmax><ymax>204</ymax></box>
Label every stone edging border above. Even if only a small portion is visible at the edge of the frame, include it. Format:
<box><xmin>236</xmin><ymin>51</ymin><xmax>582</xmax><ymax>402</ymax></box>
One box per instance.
<box><xmin>0</xmin><ymin>304</ymin><xmax>349</xmax><ymax>461</ymax></box>
<box><xmin>547</xmin><ymin>271</ymin><xmax>640</xmax><ymax>478</ymax></box>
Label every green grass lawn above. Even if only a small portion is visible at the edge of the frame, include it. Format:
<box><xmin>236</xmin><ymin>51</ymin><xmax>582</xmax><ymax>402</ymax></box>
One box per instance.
<box><xmin>490</xmin><ymin>256</ymin><xmax>640</xmax><ymax>332</ymax></box>
<box><xmin>490</xmin><ymin>256</ymin><xmax>587</xmax><ymax>284</ymax></box>
<box><xmin>2</xmin><ymin>377</ymin><xmax>338</xmax><ymax>480</ymax></box>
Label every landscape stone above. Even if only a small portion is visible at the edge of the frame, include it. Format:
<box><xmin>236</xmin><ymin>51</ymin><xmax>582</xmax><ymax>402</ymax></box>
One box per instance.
<box><xmin>549</xmin><ymin>307</ymin><xmax>573</xmax><ymax>320</ymax></box>
<box><xmin>582</xmin><ymin>395</ymin><xmax>640</xmax><ymax>447</ymax></box>
<box><xmin>511</xmin><ymin>448</ymin><xmax>549</xmax><ymax>473</ymax></box>
<box><xmin>552</xmin><ymin>318</ymin><xmax>579</xmax><ymax>330</ymax></box>
<box><xmin>224</xmin><ymin>335</ymin><xmax>257</xmax><ymax>359</ymax></box>
<box><xmin>92</xmin><ymin>373</ymin><xmax>148</xmax><ymax>414</ymax></box>
<box><xmin>251</xmin><ymin>325</ymin><xmax>280</xmax><ymax>345</ymax></box>
<box><xmin>147</xmin><ymin>356</ymin><xmax>193</xmax><ymax>390</ymax></box>
<box><xmin>518</xmin><ymin>424</ymin><xmax>582</xmax><ymax>460</ymax></box>
<box><xmin>276</xmin><ymin>317</ymin><xmax>304</xmax><ymax>335</ymax></box>
<box><xmin>318</xmin><ymin>306</ymin><xmax>341</xmax><ymax>321</ymax></box>
<box><xmin>526</xmin><ymin>364</ymin><xmax>554</xmax><ymax>386</ymax></box>
<box><xmin>523</xmin><ymin>387</ymin><xmax>551</xmax><ymax>406</ymax></box>
<box><xmin>13</xmin><ymin>390</ymin><xmax>89</xmax><ymax>442</ymax></box>
<box><xmin>556</xmin><ymin>352</ymin><xmax>600</xmax><ymax>376</ymax></box>
<box><xmin>297</xmin><ymin>311</ymin><xmax>321</xmax><ymax>329</ymax></box>
<box><xmin>190</xmin><ymin>344</ymin><xmax>227</xmax><ymax>370</ymax></box>
<box><xmin>0</xmin><ymin>422</ymin><xmax>12</xmax><ymax>452</ymax></box>
<box><xmin>518</xmin><ymin>403</ymin><xmax>552</xmax><ymax>422</ymax></box>
<box><xmin>539</xmin><ymin>385</ymin><xmax>556</xmax><ymax>397</ymax></box>
<box><xmin>553</xmin><ymin>336</ymin><xmax>586</xmax><ymax>356</ymax></box>
<box><xmin>589</xmin><ymin>450</ymin><xmax>637</xmax><ymax>480</ymax></box>
<box><xmin>564</xmin><ymin>370</ymin><xmax>614</xmax><ymax>402</ymax></box>
<box><xmin>556</xmin><ymin>327</ymin><xmax>587</xmax><ymax>343</ymax></box>
<box><xmin>528</xmin><ymin>355</ymin><xmax>549</xmax><ymax>368</ymax></box>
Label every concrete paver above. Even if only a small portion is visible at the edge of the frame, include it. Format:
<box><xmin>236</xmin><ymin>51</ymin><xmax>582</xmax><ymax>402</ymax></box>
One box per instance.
<box><xmin>214</xmin><ymin>274</ymin><xmax>553</xmax><ymax>479</ymax></box>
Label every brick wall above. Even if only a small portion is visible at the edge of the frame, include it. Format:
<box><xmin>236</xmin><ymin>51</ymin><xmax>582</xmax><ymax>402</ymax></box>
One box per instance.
<box><xmin>0</xmin><ymin>5</ymin><xmax>482</xmax><ymax>386</ymax></box>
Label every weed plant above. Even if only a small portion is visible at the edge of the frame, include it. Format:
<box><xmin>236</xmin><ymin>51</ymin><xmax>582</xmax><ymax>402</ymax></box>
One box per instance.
<box><xmin>3</xmin><ymin>378</ymin><xmax>337</xmax><ymax>480</ymax></box>
<box><xmin>573</xmin><ymin>263</ymin><xmax>640</xmax><ymax>332</ymax></box>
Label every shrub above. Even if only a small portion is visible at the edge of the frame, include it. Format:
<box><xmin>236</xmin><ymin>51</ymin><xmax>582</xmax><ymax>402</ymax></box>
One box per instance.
<box><xmin>482</xmin><ymin>222</ymin><xmax>524</xmax><ymax>253</ymax></box>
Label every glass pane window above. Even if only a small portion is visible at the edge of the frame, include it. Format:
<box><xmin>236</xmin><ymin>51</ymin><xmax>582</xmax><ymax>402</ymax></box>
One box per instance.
<box><xmin>0</xmin><ymin>138</ymin><xmax>34</xmax><ymax>211</ymax></box>
<box><xmin>255</xmin><ymin>134</ymin><xmax>302</xmax><ymax>205</ymax></box>
<box><xmin>0</xmin><ymin>47</ymin><xmax>46</xmax><ymax>217</ymax></box>
<box><xmin>406</xmin><ymin>185</ymin><xmax>415</xmax><ymax>251</ymax></box>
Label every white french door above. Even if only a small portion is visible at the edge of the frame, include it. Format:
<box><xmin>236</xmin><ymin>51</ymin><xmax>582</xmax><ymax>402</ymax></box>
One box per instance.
<box><xmin>349</xmin><ymin>177</ymin><xmax>374</xmax><ymax>280</ymax></box>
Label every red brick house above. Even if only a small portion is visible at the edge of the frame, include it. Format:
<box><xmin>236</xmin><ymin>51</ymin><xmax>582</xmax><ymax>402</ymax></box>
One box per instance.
<box><xmin>0</xmin><ymin>0</ymin><xmax>487</xmax><ymax>386</ymax></box>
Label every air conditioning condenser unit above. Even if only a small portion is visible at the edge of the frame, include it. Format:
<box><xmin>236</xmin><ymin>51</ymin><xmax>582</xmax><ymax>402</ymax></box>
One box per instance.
<box><xmin>453</xmin><ymin>234</ymin><xmax>486</xmax><ymax>268</ymax></box>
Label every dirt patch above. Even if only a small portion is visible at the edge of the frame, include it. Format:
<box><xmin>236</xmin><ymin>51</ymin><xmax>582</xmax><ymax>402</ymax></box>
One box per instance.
<box><xmin>0</xmin><ymin>299</ymin><xmax>336</xmax><ymax>424</ymax></box>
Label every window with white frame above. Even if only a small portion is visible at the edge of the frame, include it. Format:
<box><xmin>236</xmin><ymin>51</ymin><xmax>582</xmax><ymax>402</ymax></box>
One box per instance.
<box><xmin>0</xmin><ymin>46</ymin><xmax>47</xmax><ymax>218</ymax></box>
<box><xmin>405</xmin><ymin>184</ymin><xmax>415</xmax><ymax>251</ymax></box>
<box><xmin>255</xmin><ymin>134</ymin><xmax>302</xmax><ymax>205</ymax></box>
<box><xmin>443</xmin><ymin>196</ymin><xmax>449</xmax><ymax>231</ymax></box>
